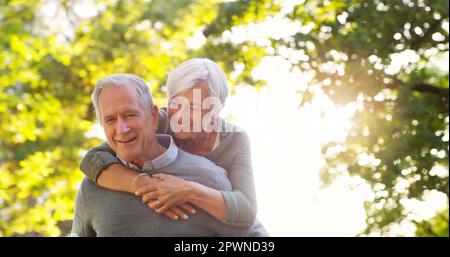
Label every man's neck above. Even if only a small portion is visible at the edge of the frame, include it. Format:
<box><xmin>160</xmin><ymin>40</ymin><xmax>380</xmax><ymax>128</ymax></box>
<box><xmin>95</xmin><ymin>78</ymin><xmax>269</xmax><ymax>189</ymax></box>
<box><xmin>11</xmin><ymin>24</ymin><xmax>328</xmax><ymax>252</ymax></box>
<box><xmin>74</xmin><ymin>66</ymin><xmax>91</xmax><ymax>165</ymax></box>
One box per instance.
<box><xmin>131</xmin><ymin>139</ymin><xmax>167</xmax><ymax>168</ymax></box>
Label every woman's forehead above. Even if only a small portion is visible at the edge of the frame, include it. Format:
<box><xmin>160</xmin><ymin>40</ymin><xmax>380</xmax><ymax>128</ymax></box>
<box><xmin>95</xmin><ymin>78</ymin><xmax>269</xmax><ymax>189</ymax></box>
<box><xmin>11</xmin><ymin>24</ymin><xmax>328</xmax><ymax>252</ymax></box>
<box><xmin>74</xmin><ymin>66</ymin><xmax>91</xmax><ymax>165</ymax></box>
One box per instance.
<box><xmin>170</xmin><ymin>82</ymin><xmax>211</xmax><ymax>102</ymax></box>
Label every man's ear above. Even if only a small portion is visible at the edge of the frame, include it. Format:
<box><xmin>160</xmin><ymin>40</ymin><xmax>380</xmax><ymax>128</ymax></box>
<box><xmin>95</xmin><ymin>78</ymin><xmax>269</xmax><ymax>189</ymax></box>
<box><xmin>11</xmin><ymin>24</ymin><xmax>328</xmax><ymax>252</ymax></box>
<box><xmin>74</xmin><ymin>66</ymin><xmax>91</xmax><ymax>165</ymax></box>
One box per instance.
<box><xmin>151</xmin><ymin>105</ymin><xmax>159</xmax><ymax>132</ymax></box>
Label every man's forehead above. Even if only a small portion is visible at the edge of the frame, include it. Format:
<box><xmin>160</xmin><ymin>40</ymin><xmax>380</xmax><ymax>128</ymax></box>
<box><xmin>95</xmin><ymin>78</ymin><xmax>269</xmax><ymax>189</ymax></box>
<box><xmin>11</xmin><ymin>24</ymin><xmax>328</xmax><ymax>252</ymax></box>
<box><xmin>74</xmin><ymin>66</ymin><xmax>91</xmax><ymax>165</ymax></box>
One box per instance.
<box><xmin>98</xmin><ymin>85</ymin><xmax>144</xmax><ymax>115</ymax></box>
<box><xmin>99</xmin><ymin>84</ymin><xmax>137</xmax><ymax>100</ymax></box>
<box><xmin>102</xmin><ymin>105</ymin><xmax>141</xmax><ymax>116</ymax></box>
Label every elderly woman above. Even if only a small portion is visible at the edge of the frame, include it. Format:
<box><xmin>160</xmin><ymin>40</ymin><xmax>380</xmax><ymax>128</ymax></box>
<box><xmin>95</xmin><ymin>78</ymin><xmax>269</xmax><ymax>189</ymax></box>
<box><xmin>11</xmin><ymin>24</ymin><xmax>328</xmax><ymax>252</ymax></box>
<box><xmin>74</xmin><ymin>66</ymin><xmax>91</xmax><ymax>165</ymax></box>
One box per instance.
<box><xmin>80</xmin><ymin>58</ymin><xmax>259</xmax><ymax>227</ymax></box>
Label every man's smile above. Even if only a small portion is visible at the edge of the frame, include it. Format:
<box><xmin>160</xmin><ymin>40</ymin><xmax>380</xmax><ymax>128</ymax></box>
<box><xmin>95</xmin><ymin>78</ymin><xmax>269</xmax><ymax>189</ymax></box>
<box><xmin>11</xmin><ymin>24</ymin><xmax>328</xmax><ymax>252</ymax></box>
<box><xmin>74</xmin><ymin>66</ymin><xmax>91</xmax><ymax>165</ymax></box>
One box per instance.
<box><xmin>115</xmin><ymin>136</ymin><xmax>137</xmax><ymax>144</ymax></box>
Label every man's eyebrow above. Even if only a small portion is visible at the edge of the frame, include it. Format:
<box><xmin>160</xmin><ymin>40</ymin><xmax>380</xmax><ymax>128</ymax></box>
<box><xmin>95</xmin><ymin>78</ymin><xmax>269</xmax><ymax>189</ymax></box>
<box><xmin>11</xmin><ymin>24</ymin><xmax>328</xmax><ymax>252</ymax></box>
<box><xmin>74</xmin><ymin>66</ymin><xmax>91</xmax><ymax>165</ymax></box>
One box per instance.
<box><xmin>102</xmin><ymin>109</ymin><xmax>140</xmax><ymax>121</ymax></box>
<box><xmin>103</xmin><ymin>114</ymin><xmax>115</xmax><ymax>121</ymax></box>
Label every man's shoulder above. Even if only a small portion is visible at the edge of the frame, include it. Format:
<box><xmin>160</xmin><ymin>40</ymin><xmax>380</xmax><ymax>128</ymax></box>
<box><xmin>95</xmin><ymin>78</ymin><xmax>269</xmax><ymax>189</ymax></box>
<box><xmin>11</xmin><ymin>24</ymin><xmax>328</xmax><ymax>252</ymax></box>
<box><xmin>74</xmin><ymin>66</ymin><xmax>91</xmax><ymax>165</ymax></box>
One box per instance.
<box><xmin>77</xmin><ymin>176</ymin><xmax>139</xmax><ymax>208</ymax></box>
<box><xmin>78</xmin><ymin>177</ymin><xmax>102</xmax><ymax>197</ymax></box>
<box><xmin>176</xmin><ymin>149</ymin><xmax>222</xmax><ymax>169</ymax></box>
<box><xmin>73</xmin><ymin>177</ymin><xmax>96</xmax><ymax>212</ymax></box>
<box><xmin>172</xmin><ymin>150</ymin><xmax>231</xmax><ymax>191</ymax></box>
<box><xmin>80</xmin><ymin>177</ymin><xmax>96</xmax><ymax>188</ymax></box>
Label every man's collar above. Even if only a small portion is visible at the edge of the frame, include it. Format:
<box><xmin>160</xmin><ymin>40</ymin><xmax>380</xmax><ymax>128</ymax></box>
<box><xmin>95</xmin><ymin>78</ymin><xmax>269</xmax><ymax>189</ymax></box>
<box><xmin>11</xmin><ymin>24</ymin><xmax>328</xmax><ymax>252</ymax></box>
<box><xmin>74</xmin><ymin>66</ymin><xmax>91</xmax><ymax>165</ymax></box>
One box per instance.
<box><xmin>117</xmin><ymin>134</ymin><xmax>178</xmax><ymax>172</ymax></box>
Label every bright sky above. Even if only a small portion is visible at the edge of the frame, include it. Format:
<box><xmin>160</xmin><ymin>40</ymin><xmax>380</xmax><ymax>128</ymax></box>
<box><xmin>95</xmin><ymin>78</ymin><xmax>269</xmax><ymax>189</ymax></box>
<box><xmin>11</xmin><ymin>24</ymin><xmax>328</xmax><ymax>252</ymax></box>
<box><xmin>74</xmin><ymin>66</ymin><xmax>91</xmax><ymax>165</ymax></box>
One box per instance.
<box><xmin>220</xmin><ymin>55</ymin><xmax>370</xmax><ymax>236</ymax></box>
<box><xmin>68</xmin><ymin>0</ymin><xmax>448</xmax><ymax>236</ymax></box>
<box><xmin>222</xmin><ymin>56</ymin><xmax>447</xmax><ymax>236</ymax></box>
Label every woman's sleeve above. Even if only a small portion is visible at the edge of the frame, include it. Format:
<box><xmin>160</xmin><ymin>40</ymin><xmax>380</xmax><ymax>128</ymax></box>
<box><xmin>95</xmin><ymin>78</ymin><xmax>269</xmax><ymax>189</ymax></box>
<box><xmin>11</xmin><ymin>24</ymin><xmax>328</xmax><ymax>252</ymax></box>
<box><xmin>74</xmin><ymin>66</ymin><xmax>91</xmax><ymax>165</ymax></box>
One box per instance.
<box><xmin>220</xmin><ymin>133</ymin><xmax>258</xmax><ymax>227</ymax></box>
<box><xmin>79</xmin><ymin>142</ymin><xmax>120</xmax><ymax>184</ymax></box>
<box><xmin>157</xmin><ymin>108</ymin><xmax>170</xmax><ymax>134</ymax></box>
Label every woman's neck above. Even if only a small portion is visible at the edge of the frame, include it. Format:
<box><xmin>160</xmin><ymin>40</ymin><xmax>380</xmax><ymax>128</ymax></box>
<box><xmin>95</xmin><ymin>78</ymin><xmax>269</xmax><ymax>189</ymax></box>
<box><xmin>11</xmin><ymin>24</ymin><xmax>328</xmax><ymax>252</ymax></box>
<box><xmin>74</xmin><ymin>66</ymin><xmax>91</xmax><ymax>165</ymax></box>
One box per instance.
<box><xmin>171</xmin><ymin>118</ymin><xmax>221</xmax><ymax>156</ymax></box>
<box><xmin>177</xmin><ymin>131</ymin><xmax>218</xmax><ymax>156</ymax></box>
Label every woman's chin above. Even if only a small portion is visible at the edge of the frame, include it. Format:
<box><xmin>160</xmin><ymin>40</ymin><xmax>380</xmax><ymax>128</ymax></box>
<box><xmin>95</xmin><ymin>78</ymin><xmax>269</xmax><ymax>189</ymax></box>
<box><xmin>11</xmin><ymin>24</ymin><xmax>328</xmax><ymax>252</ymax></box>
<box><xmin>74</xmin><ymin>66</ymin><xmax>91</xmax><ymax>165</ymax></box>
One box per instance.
<box><xmin>174</xmin><ymin>131</ymin><xmax>194</xmax><ymax>140</ymax></box>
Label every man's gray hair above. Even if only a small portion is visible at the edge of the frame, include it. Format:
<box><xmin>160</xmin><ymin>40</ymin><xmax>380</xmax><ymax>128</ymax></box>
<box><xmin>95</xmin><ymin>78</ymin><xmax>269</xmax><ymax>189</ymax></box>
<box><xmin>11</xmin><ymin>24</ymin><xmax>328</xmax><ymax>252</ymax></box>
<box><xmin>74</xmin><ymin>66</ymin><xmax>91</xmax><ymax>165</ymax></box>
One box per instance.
<box><xmin>166</xmin><ymin>58</ymin><xmax>229</xmax><ymax>105</ymax></box>
<box><xmin>91</xmin><ymin>73</ymin><xmax>153</xmax><ymax>124</ymax></box>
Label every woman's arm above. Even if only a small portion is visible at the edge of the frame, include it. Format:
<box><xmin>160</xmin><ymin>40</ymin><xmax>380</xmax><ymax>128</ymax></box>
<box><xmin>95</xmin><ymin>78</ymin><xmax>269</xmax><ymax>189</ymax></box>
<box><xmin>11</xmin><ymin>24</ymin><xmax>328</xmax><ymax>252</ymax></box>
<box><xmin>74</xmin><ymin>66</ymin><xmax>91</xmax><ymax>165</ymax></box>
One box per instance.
<box><xmin>79</xmin><ymin>143</ymin><xmax>194</xmax><ymax>219</ymax></box>
<box><xmin>79</xmin><ymin>142</ymin><xmax>120</xmax><ymax>184</ymax></box>
<box><xmin>138</xmin><ymin>174</ymin><xmax>227</xmax><ymax>221</ymax></box>
<box><xmin>138</xmin><ymin>132</ymin><xmax>257</xmax><ymax>226</ymax></box>
<box><xmin>186</xmin><ymin>181</ymin><xmax>228</xmax><ymax>221</ymax></box>
<box><xmin>219</xmin><ymin>133</ymin><xmax>257</xmax><ymax>226</ymax></box>
<box><xmin>79</xmin><ymin>142</ymin><xmax>139</xmax><ymax>192</ymax></box>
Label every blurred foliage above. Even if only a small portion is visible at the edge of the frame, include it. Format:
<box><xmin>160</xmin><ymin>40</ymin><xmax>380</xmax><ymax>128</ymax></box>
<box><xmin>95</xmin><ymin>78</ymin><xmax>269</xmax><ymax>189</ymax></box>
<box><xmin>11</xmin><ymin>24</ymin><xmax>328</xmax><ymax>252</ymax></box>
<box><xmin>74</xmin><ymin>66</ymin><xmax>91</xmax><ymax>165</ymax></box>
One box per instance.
<box><xmin>415</xmin><ymin>207</ymin><xmax>449</xmax><ymax>236</ymax></box>
<box><xmin>287</xmin><ymin>0</ymin><xmax>448</xmax><ymax>236</ymax></box>
<box><xmin>0</xmin><ymin>0</ymin><xmax>448</xmax><ymax>236</ymax></box>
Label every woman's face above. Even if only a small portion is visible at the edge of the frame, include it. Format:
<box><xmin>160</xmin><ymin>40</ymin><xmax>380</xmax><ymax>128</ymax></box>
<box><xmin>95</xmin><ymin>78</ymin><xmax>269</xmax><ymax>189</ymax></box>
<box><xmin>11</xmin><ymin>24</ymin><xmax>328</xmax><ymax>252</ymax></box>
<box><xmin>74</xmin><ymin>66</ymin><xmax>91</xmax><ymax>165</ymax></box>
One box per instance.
<box><xmin>167</xmin><ymin>80</ymin><xmax>220</xmax><ymax>140</ymax></box>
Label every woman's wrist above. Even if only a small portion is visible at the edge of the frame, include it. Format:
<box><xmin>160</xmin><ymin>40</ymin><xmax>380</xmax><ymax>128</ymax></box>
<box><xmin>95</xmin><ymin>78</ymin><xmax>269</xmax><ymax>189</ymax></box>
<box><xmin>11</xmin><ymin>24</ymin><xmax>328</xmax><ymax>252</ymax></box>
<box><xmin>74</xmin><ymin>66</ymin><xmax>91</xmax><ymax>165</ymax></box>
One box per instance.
<box><xmin>131</xmin><ymin>173</ymin><xmax>150</xmax><ymax>192</ymax></box>
<box><xmin>185</xmin><ymin>181</ymin><xmax>227</xmax><ymax>221</ymax></box>
<box><xmin>185</xmin><ymin>181</ymin><xmax>202</xmax><ymax>203</ymax></box>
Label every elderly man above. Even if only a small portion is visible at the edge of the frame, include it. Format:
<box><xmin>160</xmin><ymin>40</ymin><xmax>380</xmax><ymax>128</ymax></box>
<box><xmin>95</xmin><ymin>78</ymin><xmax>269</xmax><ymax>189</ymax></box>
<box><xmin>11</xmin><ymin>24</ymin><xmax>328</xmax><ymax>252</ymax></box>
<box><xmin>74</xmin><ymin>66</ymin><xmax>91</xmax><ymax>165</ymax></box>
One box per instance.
<box><xmin>71</xmin><ymin>74</ymin><xmax>263</xmax><ymax>236</ymax></box>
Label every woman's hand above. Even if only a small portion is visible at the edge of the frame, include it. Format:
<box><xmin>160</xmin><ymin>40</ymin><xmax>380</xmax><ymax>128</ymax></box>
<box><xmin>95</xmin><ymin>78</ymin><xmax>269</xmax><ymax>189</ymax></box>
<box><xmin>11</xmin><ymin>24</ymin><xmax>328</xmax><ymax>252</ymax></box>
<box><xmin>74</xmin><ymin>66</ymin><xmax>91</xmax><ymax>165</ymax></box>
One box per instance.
<box><xmin>135</xmin><ymin>173</ymin><xmax>196</xmax><ymax>220</ymax></box>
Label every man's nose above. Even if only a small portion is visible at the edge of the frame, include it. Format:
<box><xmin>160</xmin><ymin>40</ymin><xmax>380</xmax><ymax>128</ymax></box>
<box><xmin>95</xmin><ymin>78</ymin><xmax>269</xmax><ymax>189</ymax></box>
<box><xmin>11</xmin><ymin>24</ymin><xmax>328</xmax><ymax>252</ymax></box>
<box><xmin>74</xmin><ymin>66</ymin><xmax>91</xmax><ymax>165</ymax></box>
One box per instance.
<box><xmin>117</xmin><ymin>118</ymin><xmax>130</xmax><ymax>135</ymax></box>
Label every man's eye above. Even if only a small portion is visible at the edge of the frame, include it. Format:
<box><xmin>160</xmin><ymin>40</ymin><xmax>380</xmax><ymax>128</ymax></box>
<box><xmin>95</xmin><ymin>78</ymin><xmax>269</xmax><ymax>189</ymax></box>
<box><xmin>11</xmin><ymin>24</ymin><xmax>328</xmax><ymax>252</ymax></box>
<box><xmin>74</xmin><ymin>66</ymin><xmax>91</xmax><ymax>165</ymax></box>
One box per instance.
<box><xmin>105</xmin><ymin>119</ymin><xmax>114</xmax><ymax>124</ymax></box>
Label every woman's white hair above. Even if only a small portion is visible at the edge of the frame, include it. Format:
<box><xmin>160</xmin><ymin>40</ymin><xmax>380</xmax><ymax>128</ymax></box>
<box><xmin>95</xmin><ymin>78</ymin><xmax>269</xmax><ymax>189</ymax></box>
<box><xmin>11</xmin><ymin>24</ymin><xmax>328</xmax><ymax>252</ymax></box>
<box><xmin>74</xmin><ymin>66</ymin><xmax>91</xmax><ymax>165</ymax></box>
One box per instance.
<box><xmin>166</xmin><ymin>58</ymin><xmax>229</xmax><ymax>105</ymax></box>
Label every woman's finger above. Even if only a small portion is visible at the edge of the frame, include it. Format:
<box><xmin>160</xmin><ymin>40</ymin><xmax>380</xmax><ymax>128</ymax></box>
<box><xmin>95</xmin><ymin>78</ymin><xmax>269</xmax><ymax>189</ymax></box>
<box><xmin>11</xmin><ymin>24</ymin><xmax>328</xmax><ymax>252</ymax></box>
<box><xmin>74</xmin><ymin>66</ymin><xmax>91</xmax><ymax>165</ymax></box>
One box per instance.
<box><xmin>135</xmin><ymin>184</ymin><xmax>158</xmax><ymax>196</ymax></box>
<box><xmin>148</xmin><ymin>202</ymin><xmax>178</xmax><ymax>220</ymax></box>
<box><xmin>142</xmin><ymin>191</ymin><xmax>160</xmax><ymax>204</ymax></box>
<box><xmin>170</xmin><ymin>206</ymin><xmax>189</xmax><ymax>220</ymax></box>
<box><xmin>161</xmin><ymin>209</ymin><xmax>179</xmax><ymax>220</ymax></box>
<box><xmin>147</xmin><ymin>199</ymin><xmax>161</xmax><ymax>209</ymax></box>
<box><xmin>153</xmin><ymin>173</ymin><xmax>169</xmax><ymax>180</ymax></box>
<box><xmin>155</xmin><ymin>197</ymin><xmax>174</xmax><ymax>214</ymax></box>
<box><xmin>179</xmin><ymin>203</ymin><xmax>196</xmax><ymax>214</ymax></box>
<box><xmin>156</xmin><ymin>194</ymin><xmax>185</xmax><ymax>214</ymax></box>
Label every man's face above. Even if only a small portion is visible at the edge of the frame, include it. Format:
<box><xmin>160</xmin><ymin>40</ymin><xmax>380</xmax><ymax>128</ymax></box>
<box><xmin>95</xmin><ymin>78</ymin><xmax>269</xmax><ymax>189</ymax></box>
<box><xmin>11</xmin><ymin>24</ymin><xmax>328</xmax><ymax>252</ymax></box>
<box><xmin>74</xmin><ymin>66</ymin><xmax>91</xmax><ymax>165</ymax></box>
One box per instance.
<box><xmin>98</xmin><ymin>84</ymin><xmax>158</xmax><ymax>165</ymax></box>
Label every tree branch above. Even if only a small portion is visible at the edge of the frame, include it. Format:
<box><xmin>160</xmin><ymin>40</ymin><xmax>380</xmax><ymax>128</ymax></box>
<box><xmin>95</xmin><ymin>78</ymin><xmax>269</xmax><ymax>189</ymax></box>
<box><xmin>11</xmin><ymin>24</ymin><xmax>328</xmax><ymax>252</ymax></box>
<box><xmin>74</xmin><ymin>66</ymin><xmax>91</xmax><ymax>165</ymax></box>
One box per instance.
<box><xmin>390</xmin><ymin>78</ymin><xmax>449</xmax><ymax>100</ymax></box>
<box><xmin>411</xmin><ymin>84</ymin><xmax>449</xmax><ymax>97</ymax></box>
<box><xmin>409</xmin><ymin>19</ymin><xmax>444</xmax><ymax>50</ymax></box>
